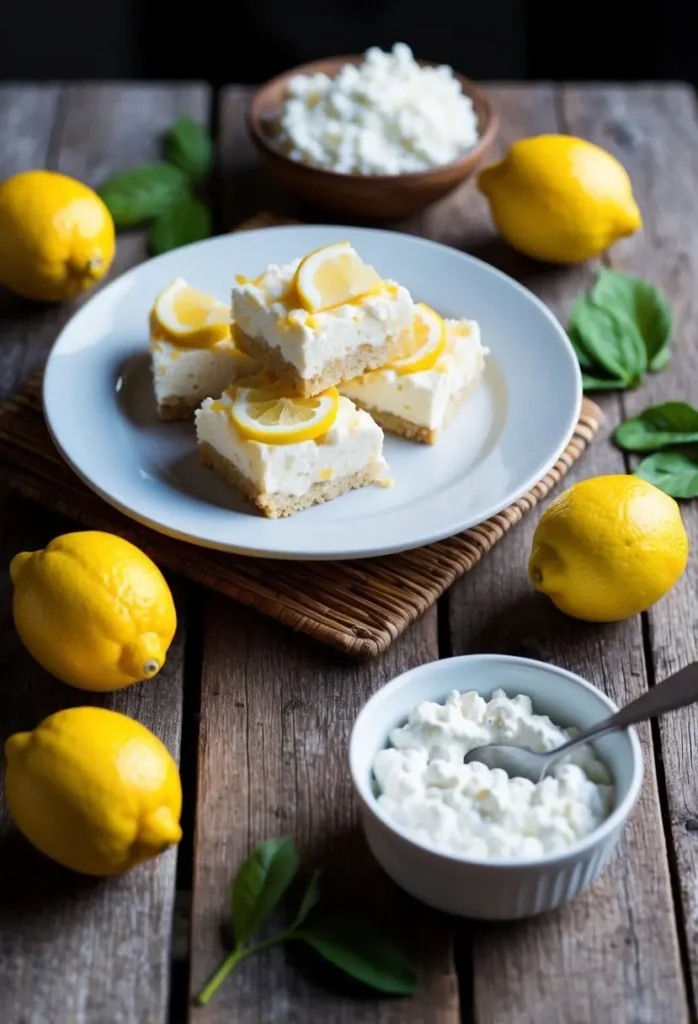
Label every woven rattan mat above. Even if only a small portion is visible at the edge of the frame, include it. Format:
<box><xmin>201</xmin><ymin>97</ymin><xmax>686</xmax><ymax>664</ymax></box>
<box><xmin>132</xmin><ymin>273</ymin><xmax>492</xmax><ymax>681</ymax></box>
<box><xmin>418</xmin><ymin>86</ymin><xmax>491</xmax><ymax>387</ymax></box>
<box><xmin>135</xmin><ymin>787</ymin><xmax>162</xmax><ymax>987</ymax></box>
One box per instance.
<box><xmin>0</xmin><ymin>214</ymin><xmax>602</xmax><ymax>656</ymax></box>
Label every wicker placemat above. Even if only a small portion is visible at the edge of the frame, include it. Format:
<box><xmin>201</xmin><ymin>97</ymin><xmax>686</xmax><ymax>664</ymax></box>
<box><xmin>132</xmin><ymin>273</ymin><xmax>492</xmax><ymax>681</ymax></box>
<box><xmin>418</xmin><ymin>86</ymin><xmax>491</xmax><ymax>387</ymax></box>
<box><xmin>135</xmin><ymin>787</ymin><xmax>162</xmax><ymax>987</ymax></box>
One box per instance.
<box><xmin>0</xmin><ymin>212</ymin><xmax>603</xmax><ymax>656</ymax></box>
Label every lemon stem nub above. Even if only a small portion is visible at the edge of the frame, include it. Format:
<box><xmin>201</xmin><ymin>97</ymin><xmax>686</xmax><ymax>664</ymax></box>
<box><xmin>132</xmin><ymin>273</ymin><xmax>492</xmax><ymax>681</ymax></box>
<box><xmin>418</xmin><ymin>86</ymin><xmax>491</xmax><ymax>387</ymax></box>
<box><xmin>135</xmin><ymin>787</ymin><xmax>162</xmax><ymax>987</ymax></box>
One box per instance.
<box><xmin>144</xmin><ymin>659</ymin><xmax>160</xmax><ymax>677</ymax></box>
<box><xmin>531</xmin><ymin>566</ymin><xmax>542</xmax><ymax>584</ymax></box>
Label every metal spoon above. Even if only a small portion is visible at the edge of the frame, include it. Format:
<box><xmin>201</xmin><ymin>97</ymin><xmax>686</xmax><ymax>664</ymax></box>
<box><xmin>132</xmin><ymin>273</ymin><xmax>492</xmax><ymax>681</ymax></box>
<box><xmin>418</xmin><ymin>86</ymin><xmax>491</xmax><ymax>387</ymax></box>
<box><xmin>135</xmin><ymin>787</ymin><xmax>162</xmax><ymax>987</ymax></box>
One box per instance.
<box><xmin>463</xmin><ymin>661</ymin><xmax>698</xmax><ymax>783</ymax></box>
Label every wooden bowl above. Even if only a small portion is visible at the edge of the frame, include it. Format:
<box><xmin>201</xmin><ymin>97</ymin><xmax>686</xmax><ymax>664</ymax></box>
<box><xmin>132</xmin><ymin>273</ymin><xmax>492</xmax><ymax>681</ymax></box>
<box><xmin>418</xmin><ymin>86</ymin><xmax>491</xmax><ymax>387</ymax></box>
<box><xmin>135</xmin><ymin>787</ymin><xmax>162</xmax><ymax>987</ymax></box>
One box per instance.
<box><xmin>248</xmin><ymin>56</ymin><xmax>499</xmax><ymax>221</ymax></box>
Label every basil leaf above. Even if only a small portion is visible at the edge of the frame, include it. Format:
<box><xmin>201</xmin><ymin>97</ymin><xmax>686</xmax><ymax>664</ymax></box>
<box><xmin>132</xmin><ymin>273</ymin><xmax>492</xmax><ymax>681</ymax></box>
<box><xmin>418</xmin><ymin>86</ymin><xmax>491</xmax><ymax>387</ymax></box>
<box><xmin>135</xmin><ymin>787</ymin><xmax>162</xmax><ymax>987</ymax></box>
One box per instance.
<box><xmin>568</xmin><ymin>325</ymin><xmax>594</xmax><ymax>370</ymax></box>
<box><xmin>150</xmin><ymin>195</ymin><xmax>212</xmax><ymax>255</ymax></box>
<box><xmin>298</xmin><ymin>916</ymin><xmax>418</xmax><ymax>995</ymax></box>
<box><xmin>231</xmin><ymin>838</ymin><xmax>298</xmax><ymax>947</ymax></box>
<box><xmin>635</xmin><ymin>448</ymin><xmax>698</xmax><ymax>498</ymax></box>
<box><xmin>592</xmin><ymin>267</ymin><xmax>673</xmax><ymax>371</ymax></box>
<box><xmin>569</xmin><ymin>297</ymin><xmax>646</xmax><ymax>386</ymax></box>
<box><xmin>292</xmin><ymin>870</ymin><xmax>322</xmax><ymax>928</ymax></box>
<box><xmin>581</xmin><ymin>373</ymin><xmax>626</xmax><ymax>391</ymax></box>
<box><xmin>165</xmin><ymin>116</ymin><xmax>213</xmax><ymax>181</ymax></box>
<box><xmin>97</xmin><ymin>162</ymin><xmax>190</xmax><ymax>227</ymax></box>
<box><xmin>615</xmin><ymin>401</ymin><xmax>698</xmax><ymax>452</ymax></box>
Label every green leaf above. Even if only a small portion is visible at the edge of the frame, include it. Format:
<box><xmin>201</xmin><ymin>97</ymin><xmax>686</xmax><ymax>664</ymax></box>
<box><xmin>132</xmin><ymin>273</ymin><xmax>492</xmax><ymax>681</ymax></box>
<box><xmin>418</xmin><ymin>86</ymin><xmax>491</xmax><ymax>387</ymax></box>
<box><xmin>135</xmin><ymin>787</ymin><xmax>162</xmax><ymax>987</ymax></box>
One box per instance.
<box><xmin>581</xmin><ymin>373</ymin><xmax>627</xmax><ymax>391</ymax></box>
<box><xmin>97</xmin><ymin>162</ymin><xmax>190</xmax><ymax>227</ymax></box>
<box><xmin>568</xmin><ymin>325</ymin><xmax>595</xmax><ymax>370</ymax></box>
<box><xmin>635</xmin><ymin>448</ymin><xmax>698</xmax><ymax>498</ymax></box>
<box><xmin>230</xmin><ymin>838</ymin><xmax>298</xmax><ymax>947</ymax></box>
<box><xmin>592</xmin><ymin>267</ymin><xmax>673</xmax><ymax>371</ymax></box>
<box><xmin>298</xmin><ymin>917</ymin><xmax>418</xmax><ymax>995</ymax></box>
<box><xmin>569</xmin><ymin>296</ymin><xmax>646</xmax><ymax>386</ymax></box>
<box><xmin>149</xmin><ymin>195</ymin><xmax>212</xmax><ymax>255</ymax></box>
<box><xmin>615</xmin><ymin>401</ymin><xmax>698</xmax><ymax>452</ymax></box>
<box><xmin>292</xmin><ymin>870</ymin><xmax>322</xmax><ymax>928</ymax></box>
<box><xmin>165</xmin><ymin>116</ymin><xmax>213</xmax><ymax>181</ymax></box>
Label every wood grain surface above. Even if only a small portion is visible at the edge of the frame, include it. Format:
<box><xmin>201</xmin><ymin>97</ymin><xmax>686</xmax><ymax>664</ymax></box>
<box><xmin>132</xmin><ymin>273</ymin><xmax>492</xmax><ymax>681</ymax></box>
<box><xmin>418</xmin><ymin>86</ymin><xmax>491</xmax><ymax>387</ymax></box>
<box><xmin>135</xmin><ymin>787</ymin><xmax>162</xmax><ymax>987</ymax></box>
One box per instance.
<box><xmin>0</xmin><ymin>80</ymin><xmax>697</xmax><ymax>1024</ymax></box>
<box><xmin>0</xmin><ymin>83</ymin><xmax>209</xmax><ymax>1024</ymax></box>
<box><xmin>446</xmin><ymin>84</ymin><xmax>689</xmax><ymax>1024</ymax></box>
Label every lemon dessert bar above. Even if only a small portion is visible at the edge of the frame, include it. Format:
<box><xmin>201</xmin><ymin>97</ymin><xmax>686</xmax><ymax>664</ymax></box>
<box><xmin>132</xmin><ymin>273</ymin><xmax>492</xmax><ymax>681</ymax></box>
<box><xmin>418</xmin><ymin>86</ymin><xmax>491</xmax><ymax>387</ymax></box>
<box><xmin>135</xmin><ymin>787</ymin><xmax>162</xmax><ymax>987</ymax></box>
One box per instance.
<box><xmin>341</xmin><ymin>304</ymin><xmax>487</xmax><ymax>444</ymax></box>
<box><xmin>231</xmin><ymin>242</ymin><xmax>414</xmax><ymax>398</ymax></box>
<box><xmin>150</xmin><ymin>278</ymin><xmax>256</xmax><ymax>420</ymax></box>
<box><xmin>195</xmin><ymin>382</ymin><xmax>388</xmax><ymax>518</ymax></box>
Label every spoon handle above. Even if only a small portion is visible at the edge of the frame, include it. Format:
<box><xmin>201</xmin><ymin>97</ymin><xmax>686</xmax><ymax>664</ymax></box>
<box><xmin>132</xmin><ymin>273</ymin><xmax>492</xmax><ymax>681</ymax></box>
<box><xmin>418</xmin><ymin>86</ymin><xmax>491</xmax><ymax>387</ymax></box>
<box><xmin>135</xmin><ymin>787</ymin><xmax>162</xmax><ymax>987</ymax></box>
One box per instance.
<box><xmin>555</xmin><ymin>661</ymin><xmax>698</xmax><ymax>755</ymax></box>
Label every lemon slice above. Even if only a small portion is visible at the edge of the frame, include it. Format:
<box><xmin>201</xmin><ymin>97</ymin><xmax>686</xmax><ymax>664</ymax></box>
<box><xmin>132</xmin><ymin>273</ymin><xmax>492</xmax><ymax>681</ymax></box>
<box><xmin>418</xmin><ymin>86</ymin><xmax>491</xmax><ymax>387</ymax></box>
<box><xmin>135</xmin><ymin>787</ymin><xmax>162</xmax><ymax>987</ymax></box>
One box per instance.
<box><xmin>388</xmin><ymin>303</ymin><xmax>446</xmax><ymax>375</ymax></box>
<box><xmin>294</xmin><ymin>242</ymin><xmax>384</xmax><ymax>313</ymax></box>
<box><xmin>231</xmin><ymin>385</ymin><xmax>340</xmax><ymax>445</ymax></box>
<box><xmin>152</xmin><ymin>277</ymin><xmax>231</xmax><ymax>348</ymax></box>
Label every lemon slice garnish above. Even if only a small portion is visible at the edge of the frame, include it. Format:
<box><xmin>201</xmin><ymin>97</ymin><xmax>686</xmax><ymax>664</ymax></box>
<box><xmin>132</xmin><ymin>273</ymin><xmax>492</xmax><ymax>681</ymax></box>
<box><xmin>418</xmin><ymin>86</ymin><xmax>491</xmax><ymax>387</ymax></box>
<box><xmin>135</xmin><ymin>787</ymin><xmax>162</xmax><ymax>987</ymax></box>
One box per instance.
<box><xmin>294</xmin><ymin>242</ymin><xmax>384</xmax><ymax>313</ymax></box>
<box><xmin>231</xmin><ymin>385</ymin><xmax>340</xmax><ymax>445</ymax></box>
<box><xmin>152</xmin><ymin>277</ymin><xmax>231</xmax><ymax>348</ymax></box>
<box><xmin>387</xmin><ymin>303</ymin><xmax>446</xmax><ymax>375</ymax></box>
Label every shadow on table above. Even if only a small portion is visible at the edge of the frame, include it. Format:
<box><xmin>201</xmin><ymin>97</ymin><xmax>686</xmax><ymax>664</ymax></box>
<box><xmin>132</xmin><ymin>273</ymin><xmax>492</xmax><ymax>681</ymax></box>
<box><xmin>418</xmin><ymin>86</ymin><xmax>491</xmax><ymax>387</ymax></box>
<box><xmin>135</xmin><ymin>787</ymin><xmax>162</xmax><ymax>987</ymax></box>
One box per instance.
<box><xmin>0</xmin><ymin>829</ymin><xmax>102</xmax><ymax>920</ymax></box>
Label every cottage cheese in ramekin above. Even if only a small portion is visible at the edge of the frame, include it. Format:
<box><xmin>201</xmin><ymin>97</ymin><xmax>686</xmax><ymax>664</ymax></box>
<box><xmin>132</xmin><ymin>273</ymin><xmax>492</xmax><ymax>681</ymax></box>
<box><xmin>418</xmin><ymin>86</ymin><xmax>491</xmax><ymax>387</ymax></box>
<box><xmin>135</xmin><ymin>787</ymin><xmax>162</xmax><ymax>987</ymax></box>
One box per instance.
<box><xmin>373</xmin><ymin>688</ymin><xmax>614</xmax><ymax>860</ymax></box>
<box><xmin>268</xmin><ymin>43</ymin><xmax>480</xmax><ymax>176</ymax></box>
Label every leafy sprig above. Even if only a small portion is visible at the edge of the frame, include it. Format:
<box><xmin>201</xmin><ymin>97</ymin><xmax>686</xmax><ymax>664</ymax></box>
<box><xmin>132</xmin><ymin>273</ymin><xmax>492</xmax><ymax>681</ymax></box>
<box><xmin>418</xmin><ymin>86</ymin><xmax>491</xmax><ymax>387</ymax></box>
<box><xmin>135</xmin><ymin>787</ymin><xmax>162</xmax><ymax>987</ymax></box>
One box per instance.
<box><xmin>195</xmin><ymin>838</ymin><xmax>418</xmax><ymax>1007</ymax></box>
<box><xmin>98</xmin><ymin>117</ymin><xmax>214</xmax><ymax>255</ymax></box>
<box><xmin>568</xmin><ymin>268</ymin><xmax>673</xmax><ymax>391</ymax></box>
<box><xmin>615</xmin><ymin>401</ymin><xmax>698</xmax><ymax>498</ymax></box>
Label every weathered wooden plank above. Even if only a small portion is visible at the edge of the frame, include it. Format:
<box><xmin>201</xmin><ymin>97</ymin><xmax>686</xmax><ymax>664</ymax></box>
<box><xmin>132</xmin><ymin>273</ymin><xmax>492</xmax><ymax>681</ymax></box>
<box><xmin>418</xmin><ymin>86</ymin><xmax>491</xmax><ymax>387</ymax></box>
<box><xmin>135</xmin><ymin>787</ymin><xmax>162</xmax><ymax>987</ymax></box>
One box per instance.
<box><xmin>0</xmin><ymin>83</ymin><xmax>210</xmax><ymax>1024</ymax></box>
<box><xmin>445</xmin><ymin>85</ymin><xmax>688</xmax><ymax>1024</ymax></box>
<box><xmin>218</xmin><ymin>86</ymin><xmax>308</xmax><ymax>231</ymax></box>
<box><xmin>560</xmin><ymin>82</ymin><xmax>698</xmax><ymax>1014</ymax></box>
<box><xmin>189</xmin><ymin>91</ymin><xmax>458</xmax><ymax>1023</ymax></box>
<box><xmin>188</xmin><ymin>601</ymin><xmax>456</xmax><ymax>1024</ymax></box>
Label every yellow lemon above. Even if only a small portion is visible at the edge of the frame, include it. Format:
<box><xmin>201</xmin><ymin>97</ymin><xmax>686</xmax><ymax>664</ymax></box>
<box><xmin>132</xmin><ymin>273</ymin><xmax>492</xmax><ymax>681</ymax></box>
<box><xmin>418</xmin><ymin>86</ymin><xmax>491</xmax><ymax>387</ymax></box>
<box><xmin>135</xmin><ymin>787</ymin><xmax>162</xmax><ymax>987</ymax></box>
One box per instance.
<box><xmin>529</xmin><ymin>475</ymin><xmax>688</xmax><ymax>622</ymax></box>
<box><xmin>478</xmin><ymin>135</ymin><xmax>642</xmax><ymax>264</ymax></box>
<box><xmin>0</xmin><ymin>170</ymin><xmax>115</xmax><ymax>301</ymax></box>
<box><xmin>10</xmin><ymin>531</ymin><xmax>176</xmax><ymax>691</ymax></box>
<box><xmin>4</xmin><ymin>707</ymin><xmax>182</xmax><ymax>876</ymax></box>
<box><xmin>229</xmin><ymin>384</ymin><xmax>340</xmax><ymax>444</ymax></box>
<box><xmin>294</xmin><ymin>241</ymin><xmax>383</xmax><ymax>312</ymax></box>
<box><xmin>386</xmin><ymin>303</ymin><xmax>446</xmax><ymax>375</ymax></box>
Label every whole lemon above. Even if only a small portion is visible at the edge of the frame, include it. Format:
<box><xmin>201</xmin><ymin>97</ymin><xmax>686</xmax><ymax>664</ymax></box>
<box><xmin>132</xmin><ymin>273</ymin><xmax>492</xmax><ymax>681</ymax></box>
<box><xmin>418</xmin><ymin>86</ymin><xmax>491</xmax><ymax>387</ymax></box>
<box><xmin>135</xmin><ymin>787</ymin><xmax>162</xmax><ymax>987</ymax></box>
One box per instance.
<box><xmin>4</xmin><ymin>707</ymin><xmax>182</xmax><ymax>875</ymax></box>
<box><xmin>0</xmin><ymin>170</ymin><xmax>115</xmax><ymax>301</ymax></box>
<box><xmin>11</xmin><ymin>531</ymin><xmax>176</xmax><ymax>691</ymax></box>
<box><xmin>529</xmin><ymin>475</ymin><xmax>688</xmax><ymax>622</ymax></box>
<box><xmin>478</xmin><ymin>135</ymin><xmax>642</xmax><ymax>264</ymax></box>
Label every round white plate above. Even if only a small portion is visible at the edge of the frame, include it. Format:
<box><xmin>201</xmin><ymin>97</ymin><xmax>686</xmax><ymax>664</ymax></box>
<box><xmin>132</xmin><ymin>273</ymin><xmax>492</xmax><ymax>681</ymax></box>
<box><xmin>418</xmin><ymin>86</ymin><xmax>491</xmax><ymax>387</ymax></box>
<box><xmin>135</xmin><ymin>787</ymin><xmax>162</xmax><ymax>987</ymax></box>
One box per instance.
<box><xmin>43</xmin><ymin>225</ymin><xmax>581</xmax><ymax>560</ymax></box>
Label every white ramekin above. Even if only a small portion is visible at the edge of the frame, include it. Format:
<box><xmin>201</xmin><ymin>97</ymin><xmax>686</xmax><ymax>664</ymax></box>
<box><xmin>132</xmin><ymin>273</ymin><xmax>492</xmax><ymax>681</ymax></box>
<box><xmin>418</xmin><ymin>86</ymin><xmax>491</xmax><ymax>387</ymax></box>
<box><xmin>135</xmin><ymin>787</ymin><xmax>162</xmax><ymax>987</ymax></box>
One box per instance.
<box><xmin>349</xmin><ymin>655</ymin><xmax>643</xmax><ymax>920</ymax></box>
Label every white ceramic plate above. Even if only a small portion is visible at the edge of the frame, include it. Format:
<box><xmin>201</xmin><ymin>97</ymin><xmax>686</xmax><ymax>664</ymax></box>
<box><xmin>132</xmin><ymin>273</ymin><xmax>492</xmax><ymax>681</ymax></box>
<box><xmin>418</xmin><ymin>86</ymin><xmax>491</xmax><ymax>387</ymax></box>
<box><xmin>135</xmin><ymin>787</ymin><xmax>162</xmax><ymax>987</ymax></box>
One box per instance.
<box><xmin>43</xmin><ymin>225</ymin><xmax>581</xmax><ymax>560</ymax></box>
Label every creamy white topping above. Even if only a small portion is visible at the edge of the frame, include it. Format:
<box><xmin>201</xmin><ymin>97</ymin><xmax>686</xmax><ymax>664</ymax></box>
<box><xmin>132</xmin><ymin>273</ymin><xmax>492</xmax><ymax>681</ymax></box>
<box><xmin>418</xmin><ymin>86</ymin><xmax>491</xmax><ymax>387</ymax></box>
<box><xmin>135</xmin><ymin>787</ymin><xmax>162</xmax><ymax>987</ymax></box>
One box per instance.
<box><xmin>150</xmin><ymin>338</ymin><xmax>254</xmax><ymax>407</ymax></box>
<box><xmin>373</xmin><ymin>688</ymin><xmax>614</xmax><ymax>860</ymax></box>
<box><xmin>341</xmin><ymin>318</ymin><xmax>486</xmax><ymax>431</ymax></box>
<box><xmin>195</xmin><ymin>393</ymin><xmax>387</xmax><ymax>497</ymax></box>
<box><xmin>267</xmin><ymin>43</ymin><xmax>479</xmax><ymax>175</ymax></box>
<box><xmin>232</xmin><ymin>258</ymin><xmax>413</xmax><ymax>380</ymax></box>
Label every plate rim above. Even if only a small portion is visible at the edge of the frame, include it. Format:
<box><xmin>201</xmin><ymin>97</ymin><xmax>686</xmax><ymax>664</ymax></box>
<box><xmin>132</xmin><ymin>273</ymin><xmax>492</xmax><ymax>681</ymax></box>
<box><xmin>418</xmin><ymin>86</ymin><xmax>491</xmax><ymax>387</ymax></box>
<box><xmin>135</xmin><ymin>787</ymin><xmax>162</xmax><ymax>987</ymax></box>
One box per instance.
<box><xmin>43</xmin><ymin>224</ymin><xmax>583</xmax><ymax>561</ymax></box>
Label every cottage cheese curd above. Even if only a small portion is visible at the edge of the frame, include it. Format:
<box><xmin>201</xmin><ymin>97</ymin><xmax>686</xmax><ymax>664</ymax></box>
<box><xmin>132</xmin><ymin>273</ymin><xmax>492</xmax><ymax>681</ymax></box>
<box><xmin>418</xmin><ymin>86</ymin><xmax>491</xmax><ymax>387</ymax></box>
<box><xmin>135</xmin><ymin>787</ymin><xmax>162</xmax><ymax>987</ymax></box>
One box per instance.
<box><xmin>341</xmin><ymin>318</ymin><xmax>486</xmax><ymax>435</ymax></box>
<box><xmin>268</xmin><ymin>43</ymin><xmax>480</xmax><ymax>176</ymax></box>
<box><xmin>373</xmin><ymin>689</ymin><xmax>614</xmax><ymax>860</ymax></box>
<box><xmin>232</xmin><ymin>258</ymin><xmax>413</xmax><ymax>380</ymax></box>
<box><xmin>195</xmin><ymin>393</ymin><xmax>386</xmax><ymax>498</ymax></box>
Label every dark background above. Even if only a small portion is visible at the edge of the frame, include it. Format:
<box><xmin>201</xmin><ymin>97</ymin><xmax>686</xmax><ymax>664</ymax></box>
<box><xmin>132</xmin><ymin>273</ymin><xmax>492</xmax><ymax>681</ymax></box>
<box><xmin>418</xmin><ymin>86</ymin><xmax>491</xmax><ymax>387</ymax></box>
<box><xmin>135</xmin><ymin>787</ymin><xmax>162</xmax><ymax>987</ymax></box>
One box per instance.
<box><xmin>3</xmin><ymin>0</ymin><xmax>697</xmax><ymax>85</ymax></box>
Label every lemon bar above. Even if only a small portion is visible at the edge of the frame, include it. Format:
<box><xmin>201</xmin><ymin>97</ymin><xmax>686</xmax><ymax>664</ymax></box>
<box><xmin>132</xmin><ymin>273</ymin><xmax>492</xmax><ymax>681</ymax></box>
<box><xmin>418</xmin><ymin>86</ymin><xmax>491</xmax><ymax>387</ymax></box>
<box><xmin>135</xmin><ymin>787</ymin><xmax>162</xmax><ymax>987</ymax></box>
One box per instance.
<box><xmin>341</xmin><ymin>317</ymin><xmax>486</xmax><ymax>444</ymax></box>
<box><xmin>150</xmin><ymin>278</ymin><xmax>257</xmax><ymax>420</ymax></box>
<box><xmin>231</xmin><ymin>243</ymin><xmax>414</xmax><ymax>398</ymax></box>
<box><xmin>194</xmin><ymin>387</ymin><xmax>387</xmax><ymax>518</ymax></box>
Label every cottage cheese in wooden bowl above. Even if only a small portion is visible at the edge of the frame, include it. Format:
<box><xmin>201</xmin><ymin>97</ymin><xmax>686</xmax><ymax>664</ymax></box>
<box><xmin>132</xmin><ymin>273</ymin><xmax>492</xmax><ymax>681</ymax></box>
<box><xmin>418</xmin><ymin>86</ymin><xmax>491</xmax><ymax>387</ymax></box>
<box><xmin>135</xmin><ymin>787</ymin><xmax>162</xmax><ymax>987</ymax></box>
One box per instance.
<box><xmin>248</xmin><ymin>47</ymin><xmax>499</xmax><ymax>218</ymax></box>
<box><xmin>268</xmin><ymin>43</ymin><xmax>480</xmax><ymax>176</ymax></box>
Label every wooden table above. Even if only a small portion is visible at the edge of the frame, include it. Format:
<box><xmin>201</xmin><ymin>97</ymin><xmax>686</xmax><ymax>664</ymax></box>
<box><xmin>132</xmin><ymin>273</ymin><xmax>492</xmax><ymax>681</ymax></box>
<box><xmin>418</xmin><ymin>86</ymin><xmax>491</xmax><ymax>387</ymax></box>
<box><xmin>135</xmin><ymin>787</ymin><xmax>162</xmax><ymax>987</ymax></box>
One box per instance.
<box><xmin>0</xmin><ymin>80</ymin><xmax>696</xmax><ymax>1024</ymax></box>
